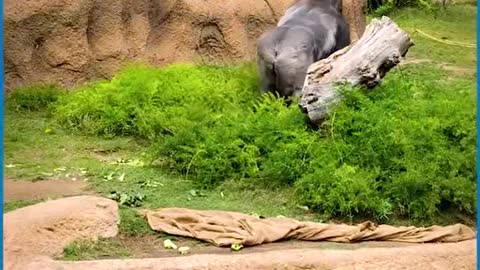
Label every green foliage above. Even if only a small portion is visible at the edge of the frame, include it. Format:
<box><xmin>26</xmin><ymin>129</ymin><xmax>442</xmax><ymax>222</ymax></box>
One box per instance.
<box><xmin>371</xmin><ymin>1</ymin><xmax>395</xmax><ymax>17</ymax></box>
<box><xmin>4</xmin><ymin>199</ymin><xmax>42</xmax><ymax>212</ymax></box>
<box><xmin>296</xmin><ymin>164</ymin><xmax>392</xmax><ymax>221</ymax></box>
<box><xmin>52</xmin><ymin>63</ymin><xmax>475</xmax><ymax>222</ymax></box>
<box><xmin>149</xmin><ymin>93</ymin><xmax>317</xmax><ymax>186</ymax></box>
<box><xmin>108</xmin><ymin>191</ymin><xmax>146</xmax><ymax>207</ymax></box>
<box><xmin>390</xmin><ymin>5</ymin><xmax>477</xmax><ymax>68</ymax></box>
<box><xmin>296</xmin><ymin>67</ymin><xmax>476</xmax><ymax>221</ymax></box>
<box><xmin>62</xmin><ymin>239</ymin><xmax>130</xmax><ymax>261</ymax></box>
<box><xmin>118</xmin><ymin>207</ymin><xmax>155</xmax><ymax>236</ymax></box>
<box><xmin>368</xmin><ymin>0</ymin><xmax>436</xmax><ymax>16</ymax></box>
<box><xmin>7</xmin><ymin>84</ymin><xmax>65</xmax><ymax>111</ymax></box>
<box><xmin>54</xmin><ymin>63</ymin><xmax>258</xmax><ymax>139</ymax></box>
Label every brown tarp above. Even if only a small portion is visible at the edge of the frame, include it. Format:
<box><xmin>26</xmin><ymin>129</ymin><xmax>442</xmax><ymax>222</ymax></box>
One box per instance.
<box><xmin>144</xmin><ymin>208</ymin><xmax>476</xmax><ymax>247</ymax></box>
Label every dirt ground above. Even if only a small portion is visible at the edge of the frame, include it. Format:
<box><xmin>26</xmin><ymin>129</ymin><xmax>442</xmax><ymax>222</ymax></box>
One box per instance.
<box><xmin>4</xmin><ymin>177</ymin><xmax>477</xmax><ymax>270</ymax></box>
<box><xmin>40</xmin><ymin>239</ymin><xmax>478</xmax><ymax>270</ymax></box>
<box><xmin>29</xmin><ymin>240</ymin><xmax>476</xmax><ymax>270</ymax></box>
<box><xmin>102</xmin><ymin>234</ymin><xmax>418</xmax><ymax>259</ymax></box>
<box><xmin>4</xmin><ymin>176</ymin><xmax>416</xmax><ymax>260</ymax></box>
<box><xmin>4</xmin><ymin>178</ymin><xmax>93</xmax><ymax>201</ymax></box>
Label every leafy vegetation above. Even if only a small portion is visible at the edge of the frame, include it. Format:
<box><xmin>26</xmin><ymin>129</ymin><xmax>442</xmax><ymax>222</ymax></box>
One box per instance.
<box><xmin>108</xmin><ymin>191</ymin><xmax>146</xmax><ymax>207</ymax></box>
<box><xmin>368</xmin><ymin>0</ymin><xmax>436</xmax><ymax>16</ymax></box>
<box><xmin>4</xmin><ymin>6</ymin><xmax>476</xmax><ymax>234</ymax></box>
<box><xmin>62</xmin><ymin>239</ymin><xmax>130</xmax><ymax>261</ymax></box>
<box><xmin>53</xmin><ymin>64</ymin><xmax>258</xmax><ymax>139</ymax></box>
<box><xmin>118</xmin><ymin>207</ymin><xmax>156</xmax><ymax>236</ymax></box>
<box><xmin>296</xmin><ymin>67</ymin><xmax>476</xmax><ymax>220</ymax></box>
<box><xmin>47</xmin><ymin>60</ymin><xmax>476</xmax><ymax>222</ymax></box>
<box><xmin>6</xmin><ymin>84</ymin><xmax>65</xmax><ymax>111</ymax></box>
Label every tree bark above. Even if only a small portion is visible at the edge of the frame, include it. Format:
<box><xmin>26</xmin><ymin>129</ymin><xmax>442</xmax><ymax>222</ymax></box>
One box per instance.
<box><xmin>299</xmin><ymin>16</ymin><xmax>414</xmax><ymax>125</ymax></box>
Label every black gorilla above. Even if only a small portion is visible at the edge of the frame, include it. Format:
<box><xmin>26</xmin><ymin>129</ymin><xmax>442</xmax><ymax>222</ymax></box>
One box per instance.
<box><xmin>256</xmin><ymin>0</ymin><xmax>350</xmax><ymax>98</ymax></box>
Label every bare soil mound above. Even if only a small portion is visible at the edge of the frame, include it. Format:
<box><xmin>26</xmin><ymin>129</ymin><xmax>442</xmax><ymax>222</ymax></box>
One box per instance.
<box><xmin>4</xmin><ymin>196</ymin><xmax>476</xmax><ymax>270</ymax></box>
<box><xmin>4</xmin><ymin>0</ymin><xmax>292</xmax><ymax>91</ymax></box>
<box><xmin>4</xmin><ymin>196</ymin><xmax>119</xmax><ymax>270</ymax></box>
<box><xmin>26</xmin><ymin>239</ymin><xmax>479</xmax><ymax>270</ymax></box>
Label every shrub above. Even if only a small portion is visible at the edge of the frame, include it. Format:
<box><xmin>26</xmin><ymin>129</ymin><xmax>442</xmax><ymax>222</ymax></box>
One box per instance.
<box><xmin>52</xmin><ymin>63</ymin><xmax>476</xmax><ymax>221</ymax></box>
<box><xmin>295</xmin><ymin>67</ymin><xmax>476</xmax><ymax>220</ymax></box>
<box><xmin>54</xmin><ymin>63</ymin><xmax>319</xmax><ymax>186</ymax></box>
<box><xmin>7</xmin><ymin>84</ymin><xmax>65</xmax><ymax>111</ymax></box>
<box><xmin>149</xmin><ymin>93</ymin><xmax>319</xmax><ymax>186</ymax></box>
<box><xmin>295</xmin><ymin>164</ymin><xmax>392</xmax><ymax>220</ymax></box>
<box><xmin>54</xmin><ymin>63</ymin><xmax>259</xmax><ymax>139</ymax></box>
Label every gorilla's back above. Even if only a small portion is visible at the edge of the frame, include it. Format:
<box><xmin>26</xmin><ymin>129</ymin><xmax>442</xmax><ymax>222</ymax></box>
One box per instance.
<box><xmin>277</xmin><ymin>3</ymin><xmax>346</xmax><ymax>61</ymax></box>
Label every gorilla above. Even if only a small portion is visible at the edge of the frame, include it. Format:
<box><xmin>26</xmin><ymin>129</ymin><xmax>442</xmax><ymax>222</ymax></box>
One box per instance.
<box><xmin>256</xmin><ymin>0</ymin><xmax>350</xmax><ymax>98</ymax></box>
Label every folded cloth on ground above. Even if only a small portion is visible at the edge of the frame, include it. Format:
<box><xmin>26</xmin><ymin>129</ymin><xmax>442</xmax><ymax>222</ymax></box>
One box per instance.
<box><xmin>144</xmin><ymin>208</ymin><xmax>476</xmax><ymax>247</ymax></box>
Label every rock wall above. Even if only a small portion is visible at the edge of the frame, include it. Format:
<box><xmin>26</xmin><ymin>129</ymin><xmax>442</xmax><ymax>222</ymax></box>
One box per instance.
<box><xmin>4</xmin><ymin>0</ymin><xmax>365</xmax><ymax>92</ymax></box>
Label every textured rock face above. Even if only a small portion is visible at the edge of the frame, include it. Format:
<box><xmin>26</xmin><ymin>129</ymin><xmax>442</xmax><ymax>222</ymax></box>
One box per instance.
<box><xmin>4</xmin><ymin>0</ymin><xmax>290</xmax><ymax>91</ymax></box>
<box><xmin>4</xmin><ymin>0</ymin><xmax>365</xmax><ymax>92</ymax></box>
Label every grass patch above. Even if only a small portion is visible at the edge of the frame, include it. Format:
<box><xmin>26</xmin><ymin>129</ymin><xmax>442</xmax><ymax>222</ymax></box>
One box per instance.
<box><xmin>4</xmin><ymin>199</ymin><xmax>42</xmax><ymax>212</ymax></box>
<box><xmin>6</xmin><ymin>84</ymin><xmax>65</xmax><ymax>111</ymax></box>
<box><xmin>3</xmin><ymin>108</ymin><xmax>143</xmax><ymax>181</ymax></box>
<box><xmin>390</xmin><ymin>5</ymin><xmax>477</xmax><ymax>68</ymax></box>
<box><xmin>367</xmin><ymin>0</ymin><xmax>442</xmax><ymax>16</ymax></box>
<box><xmin>119</xmin><ymin>207</ymin><xmax>156</xmax><ymax>236</ymax></box>
<box><xmin>61</xmin><ymin>239</ymin><xmax>131</xmax><ymax>261</ymax></box>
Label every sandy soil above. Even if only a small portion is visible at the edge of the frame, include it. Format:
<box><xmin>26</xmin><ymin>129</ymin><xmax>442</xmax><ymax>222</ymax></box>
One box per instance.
<box><xmin>46</xmin><ymin>239</ymin><xmax>477</xmax><ymax>270</ymax></box>
<box><xmin>89</xmin><ymin>234</ymin><xmax>417</xmax><ymax>261</ymax></box>
<box><xmin>3</xmin><ymin>178</ymin><xmax>476</xmax><ymax>270</ymax></box>
<box><xmin>4</xmin><ymin>178</ymin><xmax>93</xmax><ymax>201</ymax></box>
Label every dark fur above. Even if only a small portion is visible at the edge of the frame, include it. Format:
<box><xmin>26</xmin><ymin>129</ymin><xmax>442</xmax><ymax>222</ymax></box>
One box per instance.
<box><xmin>256</xmin><ymin>0</ymin><xmax>350</xmax><ymax>98</ymax></box>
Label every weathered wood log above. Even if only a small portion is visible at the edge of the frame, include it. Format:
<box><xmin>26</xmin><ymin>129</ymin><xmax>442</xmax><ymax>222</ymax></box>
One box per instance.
<box><xmin>299</xmin><ymin>16</ymin><xmax>414</xmax><ymax>125</ymax></box>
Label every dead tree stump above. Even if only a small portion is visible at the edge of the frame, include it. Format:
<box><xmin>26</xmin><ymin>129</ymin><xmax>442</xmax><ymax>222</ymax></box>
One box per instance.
<box><xmin>299</xmin><ymin>16</ymin><xmax>414</xmax><ymax>125</ymax></box>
